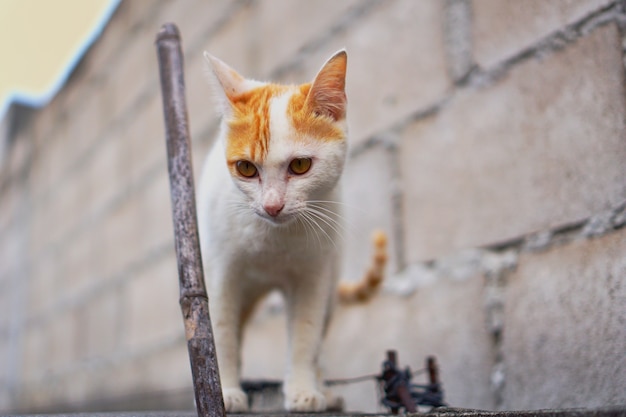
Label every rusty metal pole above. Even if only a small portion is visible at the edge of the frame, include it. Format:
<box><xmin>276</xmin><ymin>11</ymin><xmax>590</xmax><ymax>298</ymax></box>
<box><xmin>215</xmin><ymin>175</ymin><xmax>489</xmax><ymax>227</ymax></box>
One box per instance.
<box><xmin>427</xmin><ymin>356</ymin><xmax>440</xmax><ymax>388</ymax></box>
<box><xmin>155</xmin><ymin>23</ymin><xmax>225</xmax><ymax>417</ymax></box>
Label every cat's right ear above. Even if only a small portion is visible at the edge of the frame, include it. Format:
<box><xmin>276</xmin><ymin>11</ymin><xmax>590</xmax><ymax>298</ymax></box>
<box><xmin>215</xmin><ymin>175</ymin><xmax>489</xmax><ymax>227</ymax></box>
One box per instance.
<box><xmin>305</xmin><ymin>49</ymin><xmax>348</xmax><ymax>122</ymax></box>
<box><xmin>203</xmin><ymin>52</ymin><xmax>256</xmax><ymax>115</ymax></box>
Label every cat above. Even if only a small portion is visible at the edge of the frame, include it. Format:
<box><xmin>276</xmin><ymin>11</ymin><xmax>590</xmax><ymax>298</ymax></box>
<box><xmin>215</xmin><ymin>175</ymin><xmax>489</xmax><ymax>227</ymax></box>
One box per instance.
<box><xmin>197</xmin><ymin>49</ymin><xmax>387</xmax><ymax>412</ymax></box>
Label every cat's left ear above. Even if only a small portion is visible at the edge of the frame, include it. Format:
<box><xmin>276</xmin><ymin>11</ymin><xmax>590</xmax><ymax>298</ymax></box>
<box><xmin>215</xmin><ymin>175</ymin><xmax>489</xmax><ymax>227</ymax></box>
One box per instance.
<box><xmin>203</xmin><ymin>52</ymin><xmax>260</xmax><ymax>115</ymax></box>
<box><xmin>306</xmin><ymin>49</ymin><xmax>348</xmax><ymax>122</ymax></box>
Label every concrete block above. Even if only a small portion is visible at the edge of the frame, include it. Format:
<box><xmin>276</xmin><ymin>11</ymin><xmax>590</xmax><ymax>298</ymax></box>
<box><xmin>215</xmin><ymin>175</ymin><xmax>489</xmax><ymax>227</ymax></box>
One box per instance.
<box><xmin>254</xmin><ymin>0</ymin><xmax>363</xmax><ymax>76</ymax></box>
<box><xmin>58</xmin><ymin>230</ymin><xmax>97</xmax><ymax>303</ymax></box>
<box><xmin>0</xmin><ymin>223</ymin><xmax>19</xmax><ymax>285</ymax></box>
<box><xmin>203</xmin><ymin>3</ymin><xmax>259</xmax><ymax>79</ymax></box>
<box><xmin>184</xmin><ymin>50</ymin><xmax>211</xmax><ymax>120</ymax></box>
<box><xmin>28</xmin><ymin>196</ymin><xmax>61</xmax><ymax>268</ymax></box>
<box><xmin>49</xmin><ymin>155</ymin><xmax>100</xmax><ymax>248</ymax></box>
<box><xmin>157</xmin><ymin>348</ymin><xmax>194</xmax><ymax>397</ymax></box>
<box><xmin>104</xmin><ymin>26</ymin><xmax>159</xmax><ymax>125</ymax></box>
<box><xmin>473</xmin><ymin>0</ymin><xmax>613</xmax><ymax>68</ymax></box>
<box><xmin>123</xmin><ymin>94</ymin><xmax>168</xmax><ymax>187</ymax></box>
<box><xmin>0</xmin><ymin>287</ymin><xmax>10</xmax><ymax>332</ymax></box>
<box><xmin>26</xmin><ymin>253</ymin><xmax>61</xmax><ymax>320</ymax></box>
<box><xmin>77</xmin><ymin>288</ymin><xmax>121</xmax><ymax>361</ymax></box>
<box><xmin>33</xmin><ymin>123</ymin><xmax>71</xmax><ymax>214</ymax></box>
<box><xmin>122</xmin><ymin>251</ymin><xmax>182</xmax><ymax>352</ymax></box>
<box><xmin>52</xmin><ymin>367</ymin><xmax>92</xmax><ymax>412</ymax></box>
<box><xmin>135</xmin><ymin>168</ymin><xmax>175</xmax><ymax>257</ymax></box>
<box><xmin>185</xmin><ymin>51</ymin><xmax>220</xmax><ymax>146</ymax></box>
<box><xmin>82</xmin><ymin>131</ymin><xmax>125</xmax><ymax>218</ymax></box>
<box><xmin>31</xmin><ymin>102</ymin><xmax>62</xmax><ymax>156</ymax></box>
<box><xmin>324</xmin><ymin>273</ymin><xmax>495</xmax><ymax>411</ymax></box>
<box><xmin>99</xmin><ymin>193</ymin><xmax>144</xmax><ymax>279</ymax></box>
<box><xmin>0</xmin><ymin>323</ymin><xmax>15</xmax><ymax>406</ymax></box>
<box><xmin>42</xmin><ymin>201</ymin><xmax>71</xmax><ymax>259</ymax></box>
<box><xmin>157</xmin><ymin>0</ymin><xmax>234</xmax><ymax>57</ymax></box>
<box><xmin>27</xmin><ymin>156</ymin><xmax>53</xmax><ymax>222</ymax></box>
<box><xmin>138</xmin><ymin>341</ymin><xmax>192</xmax><ymax>392</ymax></box>
<box><xmin>274</xmin><ymin>0</ymin><xmax>450</xmax><ymax>146</ymax></box>
<box><xmin>502</xmin><ymin>229</ymin><xmax>626</xmax><ymax>409</ymax></box>
<box><xmin>444</xmin><ymin>0</ymin><xmax>473</xmax><ymax>82</ymax></box>
<box><xmin>82</xmin><ymin>1</ymin><xmax>164</xmax><ymax>81</ymax></box>
<box><xmin>20</xmin><ymin>323</ymin><xmax>45</xmax><ymax>386</ymax></box>
<box><xmin>0</xmin><ymin>344</ymin><xmax>15</xmax><ymax>411</ymax></box>
<box><xmin>5</xmin><ymin>128</ymin><xmax>32</xmax><ymax>182</ymax></box>
<box><xmin>401</xmin><ymin>24</ymin><xmax>626</xmax><ymax>262</ymax></box>
<box><xmin>43</xmin><ymin>309</ymin><xmax>79</xmax><ymax>375</ymax></box>
<box><xmin>92</xmin><ymin>341</ymin><xmax>191</xmax><ymax>407</ymax></box>
<box><xmin>63</xmin><ymin>156</ymin><xmax>96</xmax><ymax>228</ymax></box>
<box><xmin>64</xmin><ymin>90</ymin><xmax>110</xmax><ymax>170</ymax></box>
<box><xmin>25</xmin><ymin>207</ymin><xmax>43</xmax><ymax>258</ymax></box>
<box><xmin>0</xmin><ymin>182</ymin><xmax>17</xmax><ymax>236</ymax></box>
<box><xmin>341</xmin><ymin>145</ymin><xmax>398</xmax><ymax>281</ymax></box>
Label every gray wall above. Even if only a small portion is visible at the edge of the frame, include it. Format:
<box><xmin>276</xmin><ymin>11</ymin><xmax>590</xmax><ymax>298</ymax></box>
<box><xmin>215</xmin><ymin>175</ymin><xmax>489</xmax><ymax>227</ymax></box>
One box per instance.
<box><xmin>0</xmin><ymin>0</ymin><xmax>625</xmax><ymax>413</ymax></box>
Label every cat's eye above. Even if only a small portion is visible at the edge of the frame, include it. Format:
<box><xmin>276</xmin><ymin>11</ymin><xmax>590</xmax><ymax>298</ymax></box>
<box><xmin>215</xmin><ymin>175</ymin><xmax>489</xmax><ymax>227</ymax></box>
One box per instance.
<box><xmin>236</xmin><ymin>160</ymin><xmax>258</xmax><ymax>178</ymax></box>
<box><xmin>289</xmin><ymin>158</ymin><xmax>312</xmax><ymax>175</ymax></box>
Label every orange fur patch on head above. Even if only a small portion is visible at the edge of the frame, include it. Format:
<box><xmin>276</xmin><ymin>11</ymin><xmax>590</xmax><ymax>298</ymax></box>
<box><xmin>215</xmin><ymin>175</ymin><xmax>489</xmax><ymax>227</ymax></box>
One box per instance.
<box><xmin>287</xmin><ymin>50</ymin><xmax>348</xmax><ymax>142</ymax></box>
<box><xmin>225</xmin><ymin>50</ymin><xmax>348</xmax><ymax>171</ymax></box>
<box><xmin>287</xmin><ymin>84</ymin><xmax>345</xmax><ymax>142</ymax></box>
<box><xmin>225</xmin><ymin>84</ymin><xmax>289</xmax><ymax>169</ymax></box>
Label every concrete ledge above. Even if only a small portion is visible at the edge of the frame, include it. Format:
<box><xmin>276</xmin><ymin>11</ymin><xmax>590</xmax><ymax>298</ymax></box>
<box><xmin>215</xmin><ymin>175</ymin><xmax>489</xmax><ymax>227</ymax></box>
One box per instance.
<box><xmin>8</xmin><ymin>406</ymin><xmax>625</xmax><ymax>417</ymax></box>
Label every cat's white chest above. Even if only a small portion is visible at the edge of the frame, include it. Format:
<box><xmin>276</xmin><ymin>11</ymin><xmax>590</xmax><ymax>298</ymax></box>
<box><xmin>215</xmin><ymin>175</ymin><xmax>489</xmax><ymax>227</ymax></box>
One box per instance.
<box><xmin>235</xmin><ymin>219</ymin><xmax>332</xmax><ymax>286</ymax></box>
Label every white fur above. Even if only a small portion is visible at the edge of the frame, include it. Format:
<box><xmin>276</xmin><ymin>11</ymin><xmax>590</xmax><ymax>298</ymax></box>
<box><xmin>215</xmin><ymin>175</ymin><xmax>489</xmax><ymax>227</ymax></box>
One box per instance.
<box><xmin>197</xmin><ymin>86</ymin><xmax>348</xmax><ymax>412</ymax></box>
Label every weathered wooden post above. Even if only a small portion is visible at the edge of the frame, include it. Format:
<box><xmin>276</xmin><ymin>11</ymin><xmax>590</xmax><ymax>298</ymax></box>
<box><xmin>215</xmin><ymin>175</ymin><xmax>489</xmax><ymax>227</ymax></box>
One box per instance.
<box><xmin>155</xmin><ymin>23</ymin><xmax>225</xmax><ymax>417</ymax></box>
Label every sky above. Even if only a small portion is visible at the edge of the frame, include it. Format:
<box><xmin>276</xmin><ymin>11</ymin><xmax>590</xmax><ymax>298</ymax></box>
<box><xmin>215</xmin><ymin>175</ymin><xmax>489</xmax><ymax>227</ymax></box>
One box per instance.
<box><xmin>0</xmin><ymin>0</ymin><xmax>120</xmax><ymax>120</ymax></box>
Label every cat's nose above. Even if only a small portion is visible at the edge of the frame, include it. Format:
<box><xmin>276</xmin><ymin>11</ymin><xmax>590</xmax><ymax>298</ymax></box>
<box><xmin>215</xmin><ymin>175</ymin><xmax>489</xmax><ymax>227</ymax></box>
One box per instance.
<box><xmin>264</xmin><ymin>203</ymin><xmax>284</xmax><ymax>217</ymax></box>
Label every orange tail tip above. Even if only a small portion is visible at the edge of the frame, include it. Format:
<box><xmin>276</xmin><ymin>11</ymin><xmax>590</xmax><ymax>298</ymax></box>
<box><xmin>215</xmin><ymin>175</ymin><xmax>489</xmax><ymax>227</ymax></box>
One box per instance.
<box><xmin>338</xmin><ymin>229</ymin><xmax>388</xmax><ymax>304</ymax></box>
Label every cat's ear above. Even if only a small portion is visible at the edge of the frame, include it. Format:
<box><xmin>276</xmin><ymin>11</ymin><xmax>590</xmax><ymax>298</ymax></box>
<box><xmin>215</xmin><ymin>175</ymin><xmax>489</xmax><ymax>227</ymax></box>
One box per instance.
<box><xmin>305</xmin><ymin>49</ymin><xmax>347</xmax><ymax>121</ymax></box>
<box><xmin>203</xmin><ymin>52</ymin><xmax>260</xmax><ymax>115</ymax></box>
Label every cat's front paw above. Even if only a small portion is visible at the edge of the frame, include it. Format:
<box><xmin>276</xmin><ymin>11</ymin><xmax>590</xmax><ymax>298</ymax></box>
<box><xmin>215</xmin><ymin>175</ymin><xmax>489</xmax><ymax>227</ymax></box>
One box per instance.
<box><xmin>223</xmin><ymin>387</ymin><xmax>248</xmax><ymax>412</ymax></box>
<box><xmin>284</xmin><ymin>388</ymin><xmax>326</xmax><ymax>412</ymax></box>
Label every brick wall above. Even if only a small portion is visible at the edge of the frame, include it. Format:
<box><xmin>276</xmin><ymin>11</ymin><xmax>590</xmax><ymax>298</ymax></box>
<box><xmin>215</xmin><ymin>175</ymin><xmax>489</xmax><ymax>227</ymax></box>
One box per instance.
<box><xmin>1</xmin><ymin>0</ymin><xmax>625</xmax><ymax>413</ymax></box>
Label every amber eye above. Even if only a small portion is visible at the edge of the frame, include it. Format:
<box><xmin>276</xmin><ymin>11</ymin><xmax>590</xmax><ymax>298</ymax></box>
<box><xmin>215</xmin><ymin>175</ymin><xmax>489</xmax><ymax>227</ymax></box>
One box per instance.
<box><xmin>289</xmin><ymin>158</ymin><xmax>312</xmax><ymax>175</ymax></box>
<box><xmin>235</xmin><ymin>160</ymin><xmax>258</xmax><ymax>178</ymax></box>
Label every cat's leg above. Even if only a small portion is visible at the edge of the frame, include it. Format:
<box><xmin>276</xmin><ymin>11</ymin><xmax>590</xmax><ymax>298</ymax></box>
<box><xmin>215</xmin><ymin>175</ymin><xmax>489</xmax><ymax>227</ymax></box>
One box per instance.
<box><xmin>283</xmin><ymin>276</ymin><xmax>333</xmax><ymax>412</ymax></box>
<box><xmin>308</xmin><ymin>357</ymin><xmax>344</xmax><ymax>411</ymax></box>
<box><xmin>317</xmin><ymin>316</ymin><xmax>345</xmax><ymax>412</ymax></box>
<box><xmin>210</xmin><ymin>283</ymin><xmax>248</xmax><ymax>412</ymax></box>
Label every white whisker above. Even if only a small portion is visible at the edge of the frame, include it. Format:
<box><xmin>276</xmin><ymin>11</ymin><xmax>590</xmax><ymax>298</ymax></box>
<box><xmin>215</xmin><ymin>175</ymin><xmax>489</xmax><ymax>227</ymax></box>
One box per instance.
<box><xmin>307</xmin><ymin>202</ymin><xmax>358</xmax><ymax>241</ymax></box>
<box><xmin>306</xmin><ymin>207</ymin><xmax>342</xmax><ymax>235</ymax></box>
<box><xmin>298</xmin><ymin>211</ymin><xmax>323</xmax><ymax>250</ymax></box>
<box><xmin>301</xmin><ymin>209</ymin><xmax>337</xmax><ymax>250</ymax></box>
<box><xmin>306</xmin><ymin>199</ymin><xmax>369</xmax><ymax>215</ymax></box>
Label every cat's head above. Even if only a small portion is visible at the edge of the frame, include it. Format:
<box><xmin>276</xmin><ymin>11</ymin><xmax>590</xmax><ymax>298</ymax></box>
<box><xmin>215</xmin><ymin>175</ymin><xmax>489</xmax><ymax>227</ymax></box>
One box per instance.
<box><xmin>204</xmin><ymin>50</ymin><xmax>349</xmax><ymax>226</ymax></box>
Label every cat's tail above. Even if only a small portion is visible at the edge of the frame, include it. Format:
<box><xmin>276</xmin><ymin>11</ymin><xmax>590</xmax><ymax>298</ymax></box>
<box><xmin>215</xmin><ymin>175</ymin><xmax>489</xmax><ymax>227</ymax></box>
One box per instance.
<box><xmin>337</xmin><ymin>230</ymin><xmax>388</xmax><ymax>303</ymax></box>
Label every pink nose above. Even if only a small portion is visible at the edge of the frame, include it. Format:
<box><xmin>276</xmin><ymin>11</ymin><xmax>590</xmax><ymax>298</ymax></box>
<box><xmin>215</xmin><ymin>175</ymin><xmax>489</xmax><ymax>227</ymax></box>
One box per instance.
<box><xmin>264</xmin><ymin>203</ymin><xmax>284</xmax><ymax>217</ymax></box>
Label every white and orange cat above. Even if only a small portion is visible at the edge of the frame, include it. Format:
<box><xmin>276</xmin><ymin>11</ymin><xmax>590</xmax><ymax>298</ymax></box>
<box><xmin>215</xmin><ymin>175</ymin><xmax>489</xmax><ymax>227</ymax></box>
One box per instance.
<box><xmin>197</xmin><ymin>50</ymin><xmax>386</xmax><ymax>412</ymax></box>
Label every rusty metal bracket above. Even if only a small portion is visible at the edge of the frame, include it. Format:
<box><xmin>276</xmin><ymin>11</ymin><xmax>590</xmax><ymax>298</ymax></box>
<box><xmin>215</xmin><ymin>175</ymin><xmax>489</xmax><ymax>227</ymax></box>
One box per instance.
<box><xmin>155</xmin><ymin>23</ymin><xmax>225</xmax><ymax>417</ymax></box>
<box><xmin>379</xmin><ymin>350</ymin><xmax>447</xmax><ymax>414</ymax></box>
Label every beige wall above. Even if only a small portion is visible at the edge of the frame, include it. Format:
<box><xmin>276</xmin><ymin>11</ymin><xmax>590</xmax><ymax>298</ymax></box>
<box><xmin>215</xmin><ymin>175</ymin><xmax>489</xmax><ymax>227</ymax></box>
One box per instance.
<box><xmin>1</xmin><ymin>0</ymin><xmax>625</xmax><ymax>413</ymax></box>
